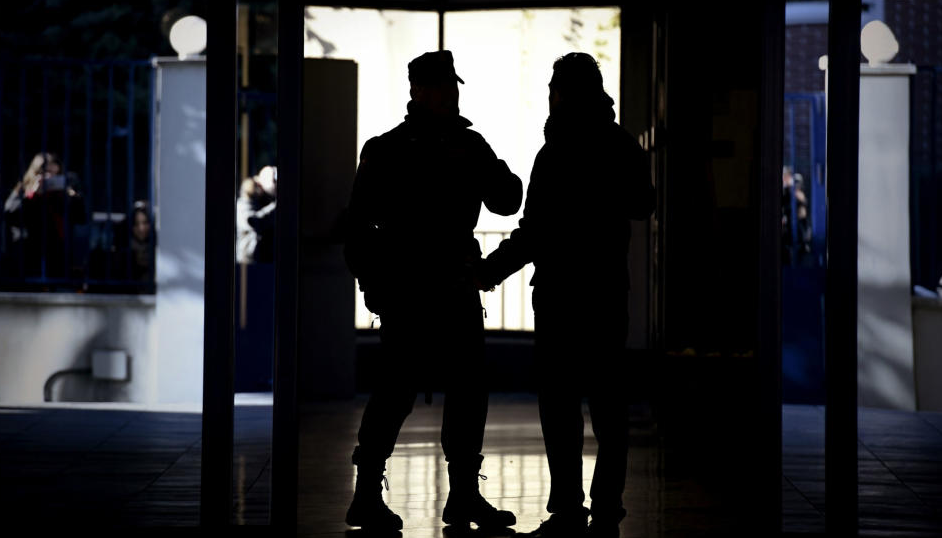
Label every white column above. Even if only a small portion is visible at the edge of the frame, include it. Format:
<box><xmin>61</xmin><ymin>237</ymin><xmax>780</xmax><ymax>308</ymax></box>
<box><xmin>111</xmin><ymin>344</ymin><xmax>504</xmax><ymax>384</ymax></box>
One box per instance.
<box><xmin>153</xmin><ymin>58</ymin><xmax>206</xmax><ymax>404</ymax></box>
<box><xmin>857</xmin><ymin>63</ymin><xmax>917</xmax><ymax>410</ymax></box>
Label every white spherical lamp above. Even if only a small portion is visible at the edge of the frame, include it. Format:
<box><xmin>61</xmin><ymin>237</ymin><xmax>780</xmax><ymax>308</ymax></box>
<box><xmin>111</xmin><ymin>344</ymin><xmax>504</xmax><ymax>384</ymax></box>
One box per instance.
<box><xmin>169</xmin><ymin>15</ymin><xmax>207</xmax><ymax>59</ymax></box>
<box><xmin>860</xmin><ymin>20</ymin><xmax>898</xmax><ymax>67</ymax></box>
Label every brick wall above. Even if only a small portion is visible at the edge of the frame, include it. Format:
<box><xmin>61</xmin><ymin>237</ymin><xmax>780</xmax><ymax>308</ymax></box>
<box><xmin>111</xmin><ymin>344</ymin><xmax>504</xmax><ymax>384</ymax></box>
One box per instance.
<box><xmin>785</xmin><ymin>23</ymin><xmax>828</xmax><ymax>93</ymax></box>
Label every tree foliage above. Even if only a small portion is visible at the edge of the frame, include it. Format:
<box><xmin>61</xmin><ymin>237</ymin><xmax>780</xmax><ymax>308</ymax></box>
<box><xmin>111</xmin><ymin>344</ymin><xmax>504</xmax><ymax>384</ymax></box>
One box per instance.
<box><xmin>0</xmin><ymin>1</ymin><xmax>205</xmax><ymax>61</ymax></box>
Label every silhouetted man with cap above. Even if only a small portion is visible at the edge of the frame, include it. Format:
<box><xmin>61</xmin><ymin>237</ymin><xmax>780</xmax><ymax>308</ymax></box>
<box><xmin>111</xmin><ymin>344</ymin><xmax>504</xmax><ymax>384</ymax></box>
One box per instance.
<box><xmin>477</xmin><ymin>52</ymin><xmax>655</xmax><ymax>538</ymax></box>
<box><xmin>343</xmin><ymin>50</ymin><xmax>522</xmax><ymax>533</ymax></box>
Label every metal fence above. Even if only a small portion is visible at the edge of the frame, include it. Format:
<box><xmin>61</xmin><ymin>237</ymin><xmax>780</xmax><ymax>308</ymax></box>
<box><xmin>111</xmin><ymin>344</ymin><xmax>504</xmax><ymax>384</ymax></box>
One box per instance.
<box><xmin>0</xmin><ymin>58</ymin><xmax>155</xmax><ymax>293</ymax></box>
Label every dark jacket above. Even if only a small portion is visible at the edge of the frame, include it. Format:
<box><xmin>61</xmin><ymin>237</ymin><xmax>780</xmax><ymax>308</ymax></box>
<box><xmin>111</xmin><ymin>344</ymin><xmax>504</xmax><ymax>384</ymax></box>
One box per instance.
<box><xmin>344</xmin><ymin>103</ymin><xmax>523</xmax><ymax>315</ymax></box>
<box><xmin>3</xmin><ymin>173</ymin><xmax>86</xmax><ymax>278</ymax></box>
<box><xmin>480</xmin><ymin>104</ymin><xmax>655</xmax><ymax>315</ymax></box>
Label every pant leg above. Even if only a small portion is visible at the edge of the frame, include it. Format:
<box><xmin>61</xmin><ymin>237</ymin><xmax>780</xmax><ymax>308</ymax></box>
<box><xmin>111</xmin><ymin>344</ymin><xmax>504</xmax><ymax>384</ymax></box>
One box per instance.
<box><xmin>587</xmin><ymin>388</ymin><xmax>630</xmax><ymax>521</ymax></box>
<box><xmin>587</xmin><ymin>313</ymin><xmax>630</xmax><ymax>521</ymax></box>
<box><xmin>441</xmin><ymin>390</ymin><xmax>488</xmax><ymax>465</ymax></box>
<box><xmin>354</xmin><ymin>312</ymin><xmax>419</xmax><ymax>466</ymax></box>
<box><xmin>536</xmin><ymin>310</ymin><xmax>587</xmax><ymax>514</ymax></box>
<box><xmin>540</xmin><ymin>385</ymin><xmax>586</xmax><ymax>513</ymax></box>
<box><xmin>354</xmin><ymin>389</ymin><xmax>418</xmax><ymax>466</ymax></box>
<box><xmin>439</xmin><ymin>287</ymin><xmax>488</xmax><ymax>466</ymax></box>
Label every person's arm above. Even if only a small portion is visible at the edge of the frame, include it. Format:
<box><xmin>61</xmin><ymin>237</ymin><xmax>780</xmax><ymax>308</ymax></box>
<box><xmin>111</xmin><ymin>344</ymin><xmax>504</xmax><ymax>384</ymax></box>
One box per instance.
<box><xmin>343</xmin><ymin>139</ymin><xmax>385</xmax><ymax>281</ymax></box>
<box><xmin>472</xmin><ymin>134</ymin><xmax>523</xmax><ymax>216</ymax></box>
<box><xmin>248</xmin><ymin>201</ymin><xmax>276</xmax><ymax>233</ymax></box>
<box><xmin>236</xmin><ymin>196</ymin><xmax>253</xmax><ymax>234</ymax></box>
<box><xmin>477</xmin><ymin>147</ymin><xmax>547</xmax><ymax>288</ymax></box>
<box><xmin>344</xmin><ymin>139</ymin><xmax>397</xmax><ymax>315</ymax></box>
<box><xmin>3</xmin><ymin>185</ymin><xmax>23</xmax><ymax>214</ymax></box>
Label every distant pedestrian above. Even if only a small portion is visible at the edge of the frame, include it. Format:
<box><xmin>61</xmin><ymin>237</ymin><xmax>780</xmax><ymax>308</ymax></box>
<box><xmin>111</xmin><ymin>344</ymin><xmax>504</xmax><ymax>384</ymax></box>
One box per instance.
<box><xmin>129</xmin><ymin>201</ymin><xmax>154</xmax><ymax>281</ymax></box>
<box><xmin>236</xmin><ymin>165</ymin><xmax>277</xmax><ymax>264</ymax></box>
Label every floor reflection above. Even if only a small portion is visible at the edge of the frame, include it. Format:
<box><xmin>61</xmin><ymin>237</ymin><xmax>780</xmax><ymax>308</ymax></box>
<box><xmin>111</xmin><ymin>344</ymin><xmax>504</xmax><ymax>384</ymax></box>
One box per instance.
<box><xmin>299</xmin><ymin>394</ymin><xmax>663</xmax><ymax>538</ymax></box>
<box><xmin>3</xmin><ymin>397</ymin><xmax>938</xmax><ymax>533</ymax></box>
<box><xmin>378</xmin><ymin>451</ymin><xmax>572</xmax><ymax>525</ymax></box>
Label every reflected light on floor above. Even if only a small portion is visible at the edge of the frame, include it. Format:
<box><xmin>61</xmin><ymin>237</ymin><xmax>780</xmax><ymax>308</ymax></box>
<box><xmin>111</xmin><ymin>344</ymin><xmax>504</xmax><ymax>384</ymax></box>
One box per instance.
<box><xmin>357</xmin><ymin>450</ymin><xmax>598</xmax><ymax>525</ymax></box>
<box><xmin>298</xmin><ymin>396</ymin><xmax>664</xmax><ymax>537</ymax></box>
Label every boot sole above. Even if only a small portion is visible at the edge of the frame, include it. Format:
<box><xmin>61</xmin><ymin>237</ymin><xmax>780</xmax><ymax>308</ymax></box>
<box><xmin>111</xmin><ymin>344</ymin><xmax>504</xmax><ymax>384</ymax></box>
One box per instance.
<box><xmin>345</xmin><ymin>520</ymin><xmax>404</xmax><ymax>532</ymax></box>
<box><xmin>346</xmin><ymin>512</ymin><xmax>404</xmax><ymax>531</ymax></box>
<box><xmin>442</xmin><ymin>513</ymin><xmax>516</xmax><ymax>529</ymax></box>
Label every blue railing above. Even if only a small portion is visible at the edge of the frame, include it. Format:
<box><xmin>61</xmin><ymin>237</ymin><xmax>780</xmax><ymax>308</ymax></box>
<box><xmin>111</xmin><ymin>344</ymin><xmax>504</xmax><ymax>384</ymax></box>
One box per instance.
<box><xmin>783</xmin><ymin>92</ymin><xmax>826</xmax><ymax>266</ymax></box>
<box><xmin>782</xmin><ymin>92</ymin><xmax>827</xmax><ymax>404</ymax></box>
<box><xmin>0</xmin><ymin>58</ymin><xmax>155</xmax><ymax>293</ymax></box>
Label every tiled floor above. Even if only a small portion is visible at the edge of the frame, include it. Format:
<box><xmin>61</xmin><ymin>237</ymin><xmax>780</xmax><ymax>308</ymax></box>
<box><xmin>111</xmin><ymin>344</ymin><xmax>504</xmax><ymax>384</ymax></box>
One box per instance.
<box><xmin>1</xmin><ymin>395</ymin><xmax>941</xmax><ymax>536</ymax></box>
<box><xmin>782</xmin><ymin>405</ymin><xmax>942</xmax><ymax>537</ymax></box>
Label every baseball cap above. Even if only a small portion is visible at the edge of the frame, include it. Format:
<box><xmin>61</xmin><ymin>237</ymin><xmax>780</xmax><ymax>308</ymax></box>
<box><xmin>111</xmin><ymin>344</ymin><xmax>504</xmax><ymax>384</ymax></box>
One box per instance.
<box><xmin>408</xmin><ymin>50</ymin><xmax>465</xmax><ymax>86</ymax></box>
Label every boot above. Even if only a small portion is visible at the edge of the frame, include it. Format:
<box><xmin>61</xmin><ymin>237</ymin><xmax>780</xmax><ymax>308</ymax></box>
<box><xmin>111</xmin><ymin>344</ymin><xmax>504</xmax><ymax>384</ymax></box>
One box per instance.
<box><xmin>345</xmin><ymin>463</ymin><xmax>403</xmax><ymax>532</ymax></box>
<box><xmin>586</xmin><ymin>506</ymin><xmax>625</xmax><ymax>538</ymax></box>
<box><xmin>586</xmin><ymin>519</ymin><xmax>620</xmax><ymax>538</ymax></box>
<box><xmin>442</xmin><ymin>459</ymin><xmax>516</xmax><ymax>530</ymax></box>
<box><xmin>520</xmin><ymin>507</ymin><xmax>589</xmax><ymax>538</ymax></box>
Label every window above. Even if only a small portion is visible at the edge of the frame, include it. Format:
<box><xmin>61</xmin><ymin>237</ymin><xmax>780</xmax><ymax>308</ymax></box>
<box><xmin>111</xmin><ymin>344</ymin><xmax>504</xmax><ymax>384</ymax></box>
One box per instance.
<box><xmin>304</xmin><ymin>6</ymin><xmax>621</xmax><ymax>330</ymax></box>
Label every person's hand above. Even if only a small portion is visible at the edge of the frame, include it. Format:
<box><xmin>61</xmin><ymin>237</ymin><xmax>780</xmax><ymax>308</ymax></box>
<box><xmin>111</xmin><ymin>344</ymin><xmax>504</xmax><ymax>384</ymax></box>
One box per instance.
<box><xmin>473</xmin><ymin>275</ymin><xmax>495</xmax><ymax>292</ymax></box>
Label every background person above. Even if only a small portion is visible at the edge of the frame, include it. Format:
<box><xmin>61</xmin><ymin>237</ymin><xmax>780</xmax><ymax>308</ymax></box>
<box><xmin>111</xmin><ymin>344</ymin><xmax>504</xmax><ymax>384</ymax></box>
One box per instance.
<box><xmin>3</xmin><ymin>152</ymin><xmax>85</xmax><ymax>279</ymax></box>
<box><xmin>129</xmin><ymin>200</ymin><xmax>154</xmax><ymax>282</ymax></box>
<box><xmin>236</xmin><ymin>165</ymin><xmax>277</xmax><ymax>264</ymax></box>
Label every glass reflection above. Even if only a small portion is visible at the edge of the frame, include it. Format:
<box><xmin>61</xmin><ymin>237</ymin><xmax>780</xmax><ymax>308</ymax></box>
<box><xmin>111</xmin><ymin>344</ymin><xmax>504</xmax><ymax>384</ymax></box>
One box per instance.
<box><xmin>304</xmin><ymin>7</ymin><xmax>438</xmax><ymax>331</ymax></box>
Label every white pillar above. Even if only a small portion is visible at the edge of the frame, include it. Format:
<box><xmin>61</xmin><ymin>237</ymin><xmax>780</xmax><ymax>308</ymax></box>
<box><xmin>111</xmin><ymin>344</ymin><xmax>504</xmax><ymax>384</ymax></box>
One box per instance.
<box><xmin>152</xmin><ymin>58</ymin><xmax>206</xmax><ymax>404</ymax></box>
<box><xmin>856</xmin><ymin>63</ymin><xmax>917</xmax><ymax>410</ymax></box>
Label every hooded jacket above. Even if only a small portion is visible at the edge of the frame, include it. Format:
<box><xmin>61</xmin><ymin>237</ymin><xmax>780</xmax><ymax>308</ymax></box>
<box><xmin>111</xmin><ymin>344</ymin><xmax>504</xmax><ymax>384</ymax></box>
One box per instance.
<box><xmin>481</xmin><ymin>101</ymin><xmax>655</xmax><ymax>315</ymax></box>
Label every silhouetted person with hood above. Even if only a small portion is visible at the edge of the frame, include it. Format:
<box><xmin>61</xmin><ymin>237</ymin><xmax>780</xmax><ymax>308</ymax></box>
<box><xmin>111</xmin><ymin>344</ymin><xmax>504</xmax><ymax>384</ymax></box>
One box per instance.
<box><xmin>477</xmin><ymin>52</ymin><xmax>655</xmax><ymax>538</ymax></box>
<box><xmin>342</xmin><ymin>50</ymin><xmax>522</xmax><ymax>533</ymax></box>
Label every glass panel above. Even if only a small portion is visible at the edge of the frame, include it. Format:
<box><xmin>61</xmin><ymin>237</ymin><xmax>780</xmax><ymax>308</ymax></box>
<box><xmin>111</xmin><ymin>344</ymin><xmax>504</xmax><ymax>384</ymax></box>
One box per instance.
<box><xmin>0</xmin><ymin>60</ymin><xmax>156</xmax><ymax>293</ymax></box>
<box><xmin>233</xmin><ymin>1</ymin><xmax>278</xmax><ymax>526</ymax></box>
<box><xmin>0</xmin><ymin>3</ymin><xmax>206</xmax><ymax>528</ymax></box>
<box><xmin>858</xmin><ymin>5</ymin><xmax>942</xmax><ymax>534</ymax></box>
<box><xmin>781</xmin><ymin>12</ymin><xmax>828</xmax><ymax>533</ymax></box>
<box><xmin>304</xmin><ymin>7</ymin><xmax>439</xmax><ymax>330</ymax></box>
<box><xmin>446</xmin><ymin>8</ymin><xmax>621</xmax><ymax>331</ymax></box>
<box><xmin>304</xmin><ymin>7</ymin><xmax>439</xmax><ymax>161</ymax></box>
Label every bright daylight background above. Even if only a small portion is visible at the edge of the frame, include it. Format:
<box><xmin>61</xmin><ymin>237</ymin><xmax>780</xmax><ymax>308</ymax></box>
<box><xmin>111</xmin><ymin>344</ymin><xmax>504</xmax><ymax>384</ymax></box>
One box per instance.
<box><xmin>304</xmin><ymin>7</ymin><xmax>621</xmax><ymax>330</ymax></box>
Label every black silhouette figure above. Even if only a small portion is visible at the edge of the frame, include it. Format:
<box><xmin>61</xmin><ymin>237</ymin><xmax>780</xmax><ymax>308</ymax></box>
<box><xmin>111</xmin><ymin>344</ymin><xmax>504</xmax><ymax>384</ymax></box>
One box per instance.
<box><xmin>342</xmin><ymin>50</ymin><xmax>522</xmax><ymax>534</ymax></box>
<box><xmin>477</xmin><ymin>53</ymin><xmax>655</xmax><ymax>538</ymax></box>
